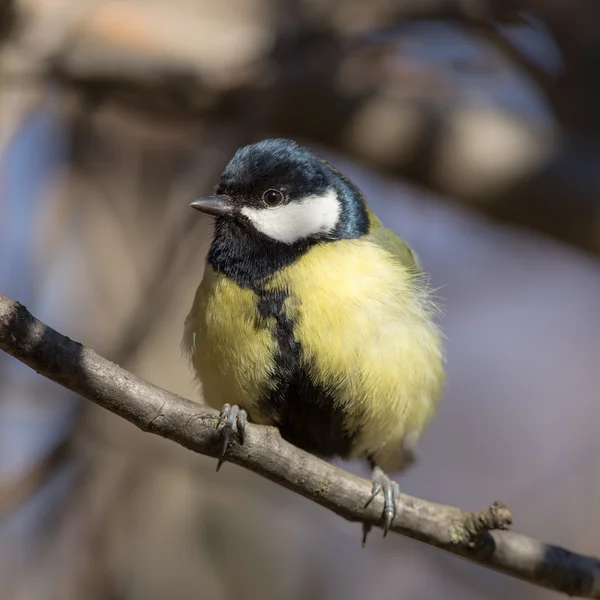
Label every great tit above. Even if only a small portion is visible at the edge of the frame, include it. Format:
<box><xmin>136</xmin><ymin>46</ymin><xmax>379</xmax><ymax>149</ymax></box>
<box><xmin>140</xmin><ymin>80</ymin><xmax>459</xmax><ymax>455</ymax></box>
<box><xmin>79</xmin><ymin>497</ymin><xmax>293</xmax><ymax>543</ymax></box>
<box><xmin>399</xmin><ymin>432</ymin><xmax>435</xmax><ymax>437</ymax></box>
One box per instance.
<box><xmin>183</xmin><ymin>138</ymin><xmax>445</xmax><ymax>541</ymax></box>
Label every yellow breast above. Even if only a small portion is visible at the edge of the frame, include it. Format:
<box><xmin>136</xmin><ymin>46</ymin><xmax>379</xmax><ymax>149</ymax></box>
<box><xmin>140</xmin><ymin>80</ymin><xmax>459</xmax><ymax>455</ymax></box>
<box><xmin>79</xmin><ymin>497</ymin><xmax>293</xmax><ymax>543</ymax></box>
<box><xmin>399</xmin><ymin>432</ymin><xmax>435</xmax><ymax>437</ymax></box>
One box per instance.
<box><xmin>265</xmin><ymin>238</ymin><xmax>445</xmax><ymax>465</ymax></box>
<box><xmin>184</xmin><ymin>237</ymin><xmax>444</xmax><ymax>467</ymax></box>
<box><xmin>182</xmin><ymin>266</ymin><xmax>277</xmax><ymax>424</ymax></box>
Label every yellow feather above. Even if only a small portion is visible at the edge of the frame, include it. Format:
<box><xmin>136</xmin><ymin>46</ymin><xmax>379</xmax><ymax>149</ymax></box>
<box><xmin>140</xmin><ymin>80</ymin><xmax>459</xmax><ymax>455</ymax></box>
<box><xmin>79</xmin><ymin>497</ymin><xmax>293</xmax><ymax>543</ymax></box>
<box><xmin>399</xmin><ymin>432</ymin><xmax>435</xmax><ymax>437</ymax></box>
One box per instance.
<box><xmin>265</xmin><ymin>235</ymin><xmax>444</xmax><ymax>468</ymax></box>
<box><xmin>183</xmin><ymin>266</ymin><xmax>277</xmax><ymax>424</ymax></box>
<box><xmin>184</xmin><ymin>227</ymin><xmax>444</xmax><ymax>471</ymax></box>
<box><xmin>367</xmin><ymin>206</ymin><xmax>422</xmax><ymax>272</ymax></box>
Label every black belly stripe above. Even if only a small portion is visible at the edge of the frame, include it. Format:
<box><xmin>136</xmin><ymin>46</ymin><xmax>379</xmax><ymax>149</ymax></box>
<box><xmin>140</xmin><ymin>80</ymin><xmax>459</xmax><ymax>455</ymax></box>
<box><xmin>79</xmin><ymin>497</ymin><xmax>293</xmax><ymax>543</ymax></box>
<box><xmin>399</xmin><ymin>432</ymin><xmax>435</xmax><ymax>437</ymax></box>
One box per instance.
<box><xmin>253</xmin><ymin>285</ymin><xmax>356</xmax><ymax>459</ymax></box>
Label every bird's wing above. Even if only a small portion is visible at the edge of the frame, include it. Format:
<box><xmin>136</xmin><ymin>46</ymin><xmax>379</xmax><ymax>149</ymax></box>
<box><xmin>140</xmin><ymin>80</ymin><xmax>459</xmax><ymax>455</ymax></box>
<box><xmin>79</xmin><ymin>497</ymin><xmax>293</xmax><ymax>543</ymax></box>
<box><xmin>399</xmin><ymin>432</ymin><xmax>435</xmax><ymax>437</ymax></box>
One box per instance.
<box><xmin>366</xmin><ymin>208</ymin><xmax>422</xmax><ymax>273</ymax></box>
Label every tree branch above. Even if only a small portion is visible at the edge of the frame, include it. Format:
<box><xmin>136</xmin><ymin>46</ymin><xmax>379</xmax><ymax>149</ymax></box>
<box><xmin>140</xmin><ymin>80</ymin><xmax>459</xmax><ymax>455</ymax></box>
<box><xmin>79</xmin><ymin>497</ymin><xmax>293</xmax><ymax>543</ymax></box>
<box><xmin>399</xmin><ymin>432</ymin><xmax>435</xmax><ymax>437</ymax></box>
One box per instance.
<box><xmin>0</xmin><ymin>291</ymin><xmax>599</xmax><ymax>597</ymax></box>
<box><xmin>469</xmin><ymin>21</ymin><xmax>556</xmax><ymax>93</ymax></box>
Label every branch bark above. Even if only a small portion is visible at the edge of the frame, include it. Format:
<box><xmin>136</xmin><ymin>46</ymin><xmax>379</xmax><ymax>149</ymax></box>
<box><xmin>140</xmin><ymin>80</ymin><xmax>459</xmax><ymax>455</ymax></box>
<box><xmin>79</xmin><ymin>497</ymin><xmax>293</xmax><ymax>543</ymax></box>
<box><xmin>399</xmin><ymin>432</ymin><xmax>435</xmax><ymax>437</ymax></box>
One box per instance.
<box><xmin>0</xmin><ymin>292</ymin><xmax>599</xmax><ymax>597</ymax></box>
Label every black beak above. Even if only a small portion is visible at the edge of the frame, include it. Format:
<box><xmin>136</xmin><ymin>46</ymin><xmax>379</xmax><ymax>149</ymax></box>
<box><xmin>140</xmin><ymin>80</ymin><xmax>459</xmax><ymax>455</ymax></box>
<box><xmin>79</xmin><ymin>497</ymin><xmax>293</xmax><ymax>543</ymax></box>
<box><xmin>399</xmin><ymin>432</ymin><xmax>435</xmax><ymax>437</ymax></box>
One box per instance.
<box><xmin>190</xmin><ymin>195</ymin><xmax>233</xmax><ymax>217</ymax></box>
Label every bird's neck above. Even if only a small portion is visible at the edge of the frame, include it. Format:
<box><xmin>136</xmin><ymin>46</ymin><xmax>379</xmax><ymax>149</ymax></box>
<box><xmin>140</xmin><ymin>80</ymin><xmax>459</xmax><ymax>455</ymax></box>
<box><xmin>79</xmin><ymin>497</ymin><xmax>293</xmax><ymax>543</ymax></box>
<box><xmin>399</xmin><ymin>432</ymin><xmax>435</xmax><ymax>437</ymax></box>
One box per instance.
<box><xmin>207</xmin><ymin>218</ymin><xmax>318</xmax><ymax>288</ymax></box>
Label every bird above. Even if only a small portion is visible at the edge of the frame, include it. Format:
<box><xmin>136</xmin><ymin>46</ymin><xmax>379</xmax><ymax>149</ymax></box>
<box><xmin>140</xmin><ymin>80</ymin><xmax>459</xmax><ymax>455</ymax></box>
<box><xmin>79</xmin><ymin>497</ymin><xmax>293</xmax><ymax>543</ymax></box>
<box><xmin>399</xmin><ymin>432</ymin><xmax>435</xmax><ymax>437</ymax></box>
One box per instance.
<box><xmin>182</xmin><ymin>138</ymin><xmax>445</xmax><ymax>542</ymax></box>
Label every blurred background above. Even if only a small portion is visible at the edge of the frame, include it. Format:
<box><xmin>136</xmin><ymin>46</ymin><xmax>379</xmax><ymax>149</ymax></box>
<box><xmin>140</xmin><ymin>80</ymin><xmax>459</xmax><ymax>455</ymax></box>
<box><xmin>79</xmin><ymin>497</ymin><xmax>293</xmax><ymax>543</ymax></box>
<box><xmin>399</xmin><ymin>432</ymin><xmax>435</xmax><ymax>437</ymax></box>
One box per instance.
<box><xmin>2</xmin><ymin>1</ymin><xmax>600</xmax><ymax>599</ymax></box>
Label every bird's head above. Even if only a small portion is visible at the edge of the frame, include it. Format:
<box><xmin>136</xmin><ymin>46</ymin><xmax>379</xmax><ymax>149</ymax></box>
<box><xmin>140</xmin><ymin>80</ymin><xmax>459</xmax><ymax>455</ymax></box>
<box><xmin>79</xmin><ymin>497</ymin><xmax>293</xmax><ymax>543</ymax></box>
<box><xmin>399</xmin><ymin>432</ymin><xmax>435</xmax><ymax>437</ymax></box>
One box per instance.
<box><xmin>191</xmin><ymin>138</ymin><xmax>369</xmax><ymax>245</ymax></box>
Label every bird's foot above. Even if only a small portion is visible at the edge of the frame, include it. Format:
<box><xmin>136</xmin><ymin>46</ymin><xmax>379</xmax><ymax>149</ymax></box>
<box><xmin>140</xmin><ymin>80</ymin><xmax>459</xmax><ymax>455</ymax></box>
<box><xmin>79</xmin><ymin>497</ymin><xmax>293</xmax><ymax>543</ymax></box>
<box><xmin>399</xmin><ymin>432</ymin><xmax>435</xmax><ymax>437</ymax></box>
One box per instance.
<box><xmin>362</xmin><ymin>466</ymin><xmax>400</xmax><ymax>547</ymax></box>
<box><xmin>215</xmin><ymin>403</ymin><xmax>247</xmax><ymax>472</ymax></box>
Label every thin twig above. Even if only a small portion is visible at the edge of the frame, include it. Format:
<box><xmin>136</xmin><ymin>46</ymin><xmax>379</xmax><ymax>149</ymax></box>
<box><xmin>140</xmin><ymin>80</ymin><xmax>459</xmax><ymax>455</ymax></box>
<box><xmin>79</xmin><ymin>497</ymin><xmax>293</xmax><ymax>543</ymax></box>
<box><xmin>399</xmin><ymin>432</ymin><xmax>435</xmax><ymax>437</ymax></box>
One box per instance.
<box><xmin>472</xmin><ymin>21</ymin><xmax>556</xmax><ymax>94</ymax></box>
<box><xmin>1</xmin><ymin>292</ymin><xmax>599</xmax><ymax>598</ymax></box>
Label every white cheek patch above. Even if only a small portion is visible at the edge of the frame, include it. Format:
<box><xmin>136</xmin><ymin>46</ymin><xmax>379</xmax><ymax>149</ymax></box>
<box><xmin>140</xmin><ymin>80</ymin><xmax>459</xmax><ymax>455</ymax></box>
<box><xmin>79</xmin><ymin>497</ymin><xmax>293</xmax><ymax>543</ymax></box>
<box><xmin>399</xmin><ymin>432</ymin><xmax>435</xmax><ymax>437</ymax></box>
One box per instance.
<box><xmin>240</xmin><ymin>189</ymin><xmax>341</xmax><ymax>244</ymax></box>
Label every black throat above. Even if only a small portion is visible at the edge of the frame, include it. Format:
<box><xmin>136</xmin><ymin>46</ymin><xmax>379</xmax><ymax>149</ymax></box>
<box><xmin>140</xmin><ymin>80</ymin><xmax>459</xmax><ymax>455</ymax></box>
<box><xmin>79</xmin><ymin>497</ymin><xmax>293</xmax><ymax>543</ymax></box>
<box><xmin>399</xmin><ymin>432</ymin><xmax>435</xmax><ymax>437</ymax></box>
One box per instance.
<box><xmin>207</xmin><ymin>217</ymin><xmax>319</xmax><ymax>288</ymax></box>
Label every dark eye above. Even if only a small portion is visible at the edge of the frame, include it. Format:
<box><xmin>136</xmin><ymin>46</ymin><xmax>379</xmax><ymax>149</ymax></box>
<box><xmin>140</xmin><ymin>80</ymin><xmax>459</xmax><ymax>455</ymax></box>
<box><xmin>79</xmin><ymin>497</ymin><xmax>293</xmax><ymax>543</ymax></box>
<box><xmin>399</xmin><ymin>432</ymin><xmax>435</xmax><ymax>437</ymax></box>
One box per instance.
<box><xmin>263</xmin><ymin>189</ymin><xmax>283</xmax><ymax>206</ymax></box>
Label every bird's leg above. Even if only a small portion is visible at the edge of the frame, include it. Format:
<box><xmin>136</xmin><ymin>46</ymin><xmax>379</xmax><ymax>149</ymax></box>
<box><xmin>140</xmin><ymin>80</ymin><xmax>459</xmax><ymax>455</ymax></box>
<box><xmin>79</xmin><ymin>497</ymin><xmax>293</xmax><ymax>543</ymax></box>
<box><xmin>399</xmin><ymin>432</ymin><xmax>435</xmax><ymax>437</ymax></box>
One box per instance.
<box><xmin>362</xmin><ymin>458</ymin><xmax>401</xmax><ymax>546</ymax></box>
<box><xmin>215</xmin><ymin>403</ymin><xmax>247</xmax><ymax>472</ymax></box>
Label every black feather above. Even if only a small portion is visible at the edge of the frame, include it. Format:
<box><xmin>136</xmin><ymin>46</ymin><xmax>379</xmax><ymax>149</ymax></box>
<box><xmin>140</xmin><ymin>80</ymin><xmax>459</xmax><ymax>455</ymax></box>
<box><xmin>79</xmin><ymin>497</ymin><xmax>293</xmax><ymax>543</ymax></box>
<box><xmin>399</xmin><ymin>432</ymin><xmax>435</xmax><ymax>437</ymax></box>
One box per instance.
<box><xmin>254</xmin><ymin>286</ymin><xmax>356</xmax><ymax>458</ymax></box>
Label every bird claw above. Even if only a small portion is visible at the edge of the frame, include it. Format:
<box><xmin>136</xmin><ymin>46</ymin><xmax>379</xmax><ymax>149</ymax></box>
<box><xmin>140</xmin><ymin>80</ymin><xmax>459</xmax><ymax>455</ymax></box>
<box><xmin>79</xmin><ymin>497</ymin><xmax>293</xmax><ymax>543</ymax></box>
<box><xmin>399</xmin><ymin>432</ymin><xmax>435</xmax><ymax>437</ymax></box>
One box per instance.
<box><xmin>364</xmin><ymin>482</ymin><xmax>382</xmax><ymax>508</ymax></box>
<box><xmin>361</xmin><ymin>523</ymin><xmax>372</xmax><ymax>548</ymax></box>
<box><xmin>362</xmin><ymin>465</ymin><xmax>400</xmax><ymax>545</ymax></box>
<box><xmin>215</xmin><ymin>404</ymin><xmax>247</xmax><ymax>471</ymax></box>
